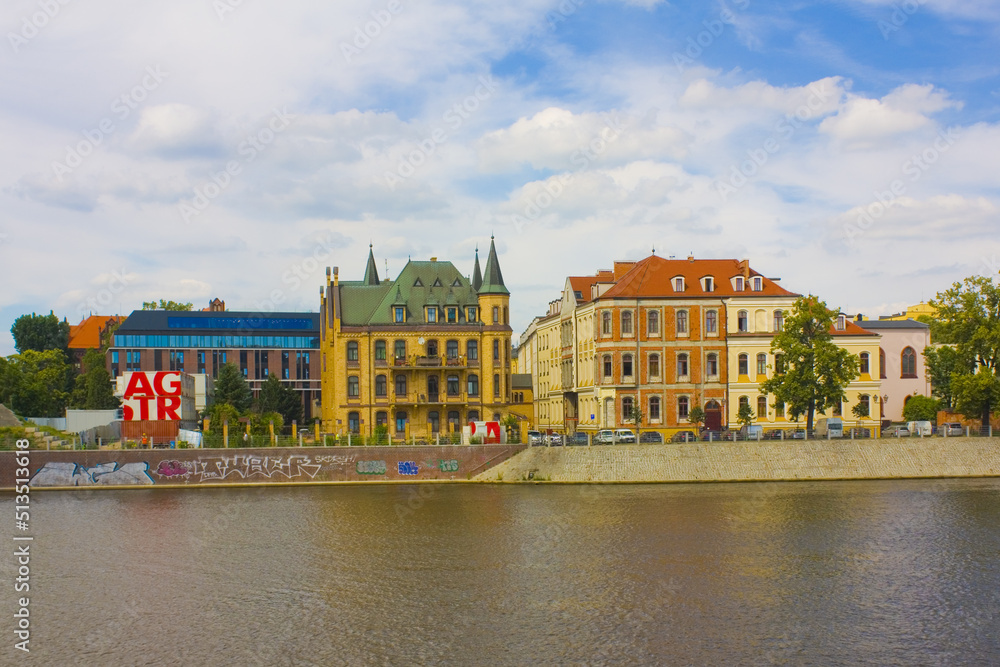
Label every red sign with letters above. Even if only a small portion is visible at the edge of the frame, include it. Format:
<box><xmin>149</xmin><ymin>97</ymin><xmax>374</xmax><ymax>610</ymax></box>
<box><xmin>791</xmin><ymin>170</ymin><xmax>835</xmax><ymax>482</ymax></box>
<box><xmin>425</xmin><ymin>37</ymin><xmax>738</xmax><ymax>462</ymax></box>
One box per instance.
<box><xmin>122</xmin><ymin>371</ymin><xmax>183</xmax><ymax>421</ymax></box>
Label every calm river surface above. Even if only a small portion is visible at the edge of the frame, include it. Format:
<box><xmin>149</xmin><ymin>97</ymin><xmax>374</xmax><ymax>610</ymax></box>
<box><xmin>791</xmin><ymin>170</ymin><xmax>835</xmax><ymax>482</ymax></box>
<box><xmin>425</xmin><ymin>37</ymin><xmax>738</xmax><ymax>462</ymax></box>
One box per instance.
<box><xmin>13</xmin><ymin>479</ymin><xmax>1000</xmax><ymax>666</ymax></box>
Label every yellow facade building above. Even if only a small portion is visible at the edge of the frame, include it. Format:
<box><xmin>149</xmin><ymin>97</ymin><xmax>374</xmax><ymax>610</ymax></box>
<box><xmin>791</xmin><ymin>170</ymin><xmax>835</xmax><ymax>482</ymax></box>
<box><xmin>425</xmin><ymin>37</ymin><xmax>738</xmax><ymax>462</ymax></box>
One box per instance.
<box><xmin>319</xmin><ymin>240</ymin><xmax>513</xmax><ymax>439</ymax></box>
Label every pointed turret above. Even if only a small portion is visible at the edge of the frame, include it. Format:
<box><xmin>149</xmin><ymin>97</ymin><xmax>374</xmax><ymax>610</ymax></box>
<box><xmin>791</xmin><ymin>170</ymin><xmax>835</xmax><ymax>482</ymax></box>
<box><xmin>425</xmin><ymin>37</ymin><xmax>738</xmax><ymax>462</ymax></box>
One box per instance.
<box><xmin>472</xmin><ymin>246</ymin><xmax>483</xmax><ymax>291</ymax></box>
<box><xmin>363</xmin><ymin>244</ymin><xmax>380</xmax><ymax>286</ymax></box>
<box><xmin>478</xmin><ymin>236</ymin><xmax>508</xmax><ymax>295</ymax></box>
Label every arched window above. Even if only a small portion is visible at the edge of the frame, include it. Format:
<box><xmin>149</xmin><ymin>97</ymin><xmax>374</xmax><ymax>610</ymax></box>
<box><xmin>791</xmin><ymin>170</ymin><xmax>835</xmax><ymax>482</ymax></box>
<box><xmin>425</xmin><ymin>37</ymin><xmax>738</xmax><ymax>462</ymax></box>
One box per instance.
<box><xmin>395</xmin><ymin>411</ymin><xmax>407</xmax><ymax>433</ymax></box>
<box><xmin>622</xmin><ymin>396</ymin><xmax>634</xmax><ymax>419</ymax></box>
<box><xmin>860</xmin><ymin>352</ymin><xmax>870</xmax><ymax>375</ymax></box>
<box><xmin>706</xmin><ymin>353</ymin><xmax>718</xmax><ymax>378</ymax></box>
<box><xmin>428</xmin><ymin>411</ymin><xmax>440</xmax><ymax>433</ymax></box>
<box><xmin>773</xmin><ymin>310</ymin><xmax>784</xmax><ymax>331</ymax></box>
<box><xmin>395</xmin><ymin>374</ymin><xmax>407</xmax><ymax>396</ymax></box>
<box><xmin>394</xmin><ymin>340</ymin><xmax>406</xmax><ymax>361</ymax></box>
<box><xmin>447</xmin><ymin>375</ymin><xmax>460</xmax><ymax>396</ymax></box>
<box><xmin>468</xmin><ymin>410</ymin><xmax>479</xmax><ymax>422</ymax></box>
<box><xmin>648</xmin><ymin>353</ymin><xmax>660</xmax><ymax>378</ymax></box>
<box><xmin>739</xmin><ymin>395</ymin><xmax>749</xmax><ymax>411</ymax></box>
<box><xmin>705</xmin><ymin>310</ymin><xmax>717</xmax><ymax>333</ymax></box>
<box><xmin>427</xmin><ymin>339</ymin><xmax>438</xmax><ymax>357</ymax></box>
<box><xmin>602</xmin><ymin>311</ymin><xmax>611</xmax><ymax>335</ymax></box>
<box><xmin>346</xmin><ymin>341</ymin><xmax>358</xmax><ymax>362</ymax></box>
<box><xmin>678</xmin><ymin>396</ymin><xmax>690</xmax><ymax>419</ymax></box>
<box><xmin>374</xmin><ymin>340</ymin><xmax>386</xmax><ymax>361</ymax></box>
<box><xmin>347</xmin><ymin>376</ymin><xmax>359</xmax><ymax>397</ymax></box>
<box><xmin>446</xmin><ymin>340</ymin><xmax>459</xmax><ymax>359</ymax></box>
<box><xmin>348</xmin><ymin>412</ymin><xmax>360</xmax><ymax>433</ymax></box>
<box><xmin>493</xmin><ymin>374</ymin><xmax>500</xmax><ymax>398</ymax></box>
<box><xmin>622</xmin><ymin>311</ymin><xmax>633</xmax><ymax>334</ymax></box>
<box><xmin>493</xmin><ymin>339</ymin><xmax>500</xmax><ymax>361</ymax></box>
<box><xmin>467</xmin><ymin>340</ymin><xmax>478</xmax><ymax>360</ymax></box>
<box><xmin>858</xmin><ymin>394</ymin><xmax>870</xmax><ymax>418</ymax></box>
<box><xmin>648</xmin><ymin>310</ymin><xmax>659</xmax><ymax>335</ymax></box>
<box><xmin>738</xmin><ymin>354</ymin><xmax>748</xmax><ymax>375</ymax></box>
<box><xmin>757</xmin><ymin>395</ymin><xmax>768</xmax><ymax>418</ymax></box>
<box><xmin>448</xmin><ymin>411</ymin><xmax>460</xmax><ymax>432</ymax></box>
<box><xmin>649</xmin><ymin>397</ymin><xmax>660</xmax><ymax>420</ymax></box>
<box><xmin>603</xmin><ymin>355</ymin><xmax>612</xmax><ymax>379</ymax></box>
<box><xmin>677</xmin><ymin>353</ymin><xmax>689</xmax><ymax>378</ymax></box>
<box><xmin>901</xmin><ymin>347</ymin><xmax>917</xmax><ymax>378</ymax></box>
<box><xmin>880</xmin><ymin>348</ymin><xmax>886</xmax><ymax>379</ymax></box>
<box><xmin>375</xmin><ymin>374</ymin><xmax>387</xmax><ymax>397</ymax></box>
<box><xmin>467</xmin><ymin>374</ymin><xmax>479</xmax><ymax>397</ymax></box>
<box><xmin>737</xmin><ymin>310</ymin><xmax>748</xmax><ymax>332</ymax></box>
<box><xmin>756</xmin><ymin>353</ymin><xmax>767</xmax><ymax>376</ymax></box>
<box><xmin>622</xmin><ymin>354</ymin><xmax>633</xmax><ymax>378</ymax></box>
<box><xmin>676</xmin><ymin>309</ymin><xmax>688</xmax><ymax>334</ymax></box>
<box><xmin>375</xmin><ymin>411</ymin><xmax>387</xmax><ymax>426</ymax></box>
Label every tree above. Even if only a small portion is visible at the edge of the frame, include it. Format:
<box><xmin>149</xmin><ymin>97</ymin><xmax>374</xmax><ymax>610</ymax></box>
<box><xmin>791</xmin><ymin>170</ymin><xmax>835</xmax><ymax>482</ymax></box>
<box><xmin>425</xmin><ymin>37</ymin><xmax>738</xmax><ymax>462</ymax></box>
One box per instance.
<box><xmin>249</xmin><ymin>411</ymin><xmax>284</xmax><ymax>438</ymax></box>
<box><xmin>212</xmin><ymin>363</ymin><xmax>253</xmax><ymax>413</ymax></box>
<box><xmin>688</xmin><ymin>404</ymin><xmax>705</xmax><ymax>431</ymax></box>
<box><xmin>142</xmin><ymin>300</ymin><xmax>193</xmax><ymax>311</ymax></box>
<box><xmin>11</xmin><ymin>312</ymin><xmax>69</xmax><ymax>354</ymax></box>
<box><xmin>737</xmin><ymin>402</ymin><xmax>755</xmax><ymax>430</ymax></box>
<box><xmin>69</xmin><ymin>349</ymin><xmax>119</xmax><ymax>410</ymax></box>
<box><xmin>256</xmin><ymin>374</ymin><xmax>303</xmax><ymax>427</ymax></box>
<box><xmin>928</xmin><ymin>276</ymin><xmax>1000</xmax><ymax>428</ymax></box>
<box><xmin>902</xmin><ymin>395</ymin><xmax>940</xmax><ymax>422</ymax></box>
<box><xmin>851</xmin><ymin>399</ymin><xmax>870</xmax><ymax>419</ymax></box>
<box><xmin>3</xmin><ymin>350</ymin><xmax>72</xmax><ymax>417</ymax></box>
<box><xmin>760</xmin><ymin>296</ymin><xmax>860</xmax><ymax>433</ymax></box>
<box><xmin>923</xmin><ymin>345</ymin><xmax>964</xmax><ymax>410</ymax></box>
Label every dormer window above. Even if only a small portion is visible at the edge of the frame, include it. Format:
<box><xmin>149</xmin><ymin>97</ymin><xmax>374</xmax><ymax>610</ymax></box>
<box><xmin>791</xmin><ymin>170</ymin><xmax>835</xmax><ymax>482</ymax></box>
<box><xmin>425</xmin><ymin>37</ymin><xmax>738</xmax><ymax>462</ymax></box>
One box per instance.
<box><xmin>703</xmin><ymin>277</ymin><xmax>714</xmax><ymax>292</ymax></box>
<box><xmin>836</xmin><ymin>314</ymin><xmax>846</xmax><ymax>331</ymax></box>
<box><xmin>466</xmin><ymin>307</ymin><xmax>477</xmax><ymax>322</ymax></box>
<box><xmin>735</xmin><ymin>277</ymin><xmax>745</xmax><ymax>291</ymax></box>
<box><xmin>447</xmin><ymin>307</ymin><xmax>458</xmax><ymax>323</ymax></box>
<box><xmin>394</xmin><ymin>307</ymin><xmax>405</xmax><ymax>323</ymax></box>
<box><xmin>426</xmin><ymin>308</ymin><xmax>438</xmax><ymax>323</ymax></box>
<box><xmin>753</xmin><ymin>276</ymin><xmax>763</xmax><ymax>291</ymax></box>
<box><xmin>673</xmin><ymin>277</ymin><xmax>684</xmax><ymax>292</ymax></box>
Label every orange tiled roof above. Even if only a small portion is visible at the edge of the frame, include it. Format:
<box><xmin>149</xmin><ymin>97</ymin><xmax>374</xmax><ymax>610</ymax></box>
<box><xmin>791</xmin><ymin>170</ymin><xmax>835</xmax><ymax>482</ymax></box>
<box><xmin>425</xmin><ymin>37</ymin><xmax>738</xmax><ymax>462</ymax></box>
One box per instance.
<box><xmin>68</xmin><ymin>315</ymin><xmax>123</xmax><ymax>349</ymax></box>
<box><xmin>602</xmin><ymin>255</ymin><xmax>799</xmax><ymax>299</ymax></box>
<box><xmin>568</xmin><ymin>276</ymin><xmax>598</xmax><ymax>303</ymax></box>
<box><xmin>830</xmin><ymin>319</ymin><xmax>879</xmax><ymax>336</ymax></box>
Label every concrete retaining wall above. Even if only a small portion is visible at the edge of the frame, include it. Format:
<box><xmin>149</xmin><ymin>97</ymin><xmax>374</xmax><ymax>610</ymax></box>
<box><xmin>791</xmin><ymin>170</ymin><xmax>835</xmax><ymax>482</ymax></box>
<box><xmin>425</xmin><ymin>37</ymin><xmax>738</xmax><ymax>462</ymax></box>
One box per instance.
<box><xmin>0</xmin><ymin>444</ymin><xmax>526</xmax><ymax>490</ymax></box>
<box><xmin>474</xmin><ymin>438</ymin><xmax>1000</xmax><ymax>483</ymax></box>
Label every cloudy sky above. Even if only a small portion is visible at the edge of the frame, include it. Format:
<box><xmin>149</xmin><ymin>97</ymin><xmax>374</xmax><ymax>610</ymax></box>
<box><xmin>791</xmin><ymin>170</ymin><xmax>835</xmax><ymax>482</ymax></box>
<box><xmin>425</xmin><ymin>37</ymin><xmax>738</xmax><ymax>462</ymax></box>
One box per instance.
<box><xmin>1</xmin><ymin>0</ymin><xmax>998</xmax><ymax>354</ymax></box>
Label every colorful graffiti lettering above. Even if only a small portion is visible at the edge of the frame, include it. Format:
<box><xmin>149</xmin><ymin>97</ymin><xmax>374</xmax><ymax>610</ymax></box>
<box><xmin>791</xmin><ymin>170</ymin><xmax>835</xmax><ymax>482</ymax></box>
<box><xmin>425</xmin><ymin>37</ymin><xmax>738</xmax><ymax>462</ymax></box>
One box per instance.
<box><xmin>29</xmin><ymin>462</ymin><xmax>154</xmax><ymax>487</ymax></box>
<box><xmin>438</xmin><ymin>459</ymin><xmax>459</xmax><ymax>473</ymax></box>
<box><xmin>316</xmin><ymin>455</ymin><xmax>356</xmax><ymax>466</ymax></box>
<box><xmin>357</xmin><ymin>460</ymin><xmax>387</xmax><ymax>475</ymax></box>
<box><xmin>397</xmin><ymin>461</ymin><xmax>419</xmax><ymax>475</ymax></box>
<box><xmin>155</xmin><ymin>460</ymin><xmax>190</xmax><ymax>477</ymax></box>
<box><xmin>182</xmin><ymin>455</ymin><xmax>323</xmax><ymax>482</ymax></box>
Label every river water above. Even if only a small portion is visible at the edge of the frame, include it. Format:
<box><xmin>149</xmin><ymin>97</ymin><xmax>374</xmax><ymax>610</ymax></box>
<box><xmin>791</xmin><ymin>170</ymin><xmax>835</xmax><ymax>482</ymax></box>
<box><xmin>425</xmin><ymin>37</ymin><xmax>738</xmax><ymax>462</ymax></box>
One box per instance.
<box><xmin>15</xmin><ymin>479</ymin><xmax>1000</xmax><ymax>665</ymax></box>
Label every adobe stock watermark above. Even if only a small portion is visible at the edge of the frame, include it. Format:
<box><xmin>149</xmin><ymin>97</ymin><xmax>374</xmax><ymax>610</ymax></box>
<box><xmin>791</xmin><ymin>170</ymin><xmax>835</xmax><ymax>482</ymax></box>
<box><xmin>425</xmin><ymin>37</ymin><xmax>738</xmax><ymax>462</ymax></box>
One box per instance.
<box><xmin>383</xmin><ymin>75</ymin><xmax>498</xmax><ymax>190</ymax></box>
<box><xmin>178</xmin><ymin>107</ymin><xmax>295</xmax><ymax>222</ymax></box>
<box><xmin>340</xmin><ymin>0</ymin><xmax>408</xmax><ymax>63</ymax></box>
<box><xmin>251</xmin><ymin>233</ymin><xmax>342</xmax><ymax>315</ymax></box>
<box><xmin>51</xmin><ymin>65</ymin><xmax>169</xmax><ymax>181</ymax></box>
<box><xmin>673</xmin><ymin>0</ymin><xmax>750</xmax><ymax>73</ymax></box>
<box><xmin>75</xmin><ymin>268</ymin><xmax>132</xmax><ymax>318</ymax></box>
<box><xmin>8</xmin><ymin>0</ymin><xmax>73</xmax><ymax>54</ymax></box>
<box><xmin>213</xmin><ymin>0</ymin><xmax>247</xmax><ymax>21</ymax></box>
<box><xmin>509</xmin><ymin>114</ymin><xmax>625</xmax><ymax>233</ymax></box>
<box><xmin>714</xmin><ymin>79</ymin><xmax>834</xmax><ymax>202</ymax></box>
<box><xmin>545</xmin><ymin>0</ymin><xmax>585</xmax><ymax>29</ymax></box>
<box><xmin>842</xmin><ymin>127</ymin><xmax>959</xmax><ymax>247</ymax></box>
<box><xmin>877</xmin><ymin>0</ymin><xmax>928</xmax><ymax>40</ymax></box>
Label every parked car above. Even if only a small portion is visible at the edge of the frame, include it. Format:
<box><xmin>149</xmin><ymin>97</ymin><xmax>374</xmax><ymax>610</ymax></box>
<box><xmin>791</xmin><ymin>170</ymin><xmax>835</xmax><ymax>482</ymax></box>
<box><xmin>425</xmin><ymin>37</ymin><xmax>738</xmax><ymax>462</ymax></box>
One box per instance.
<box><xmin>547</xmin><ymin>433</ymin><xmax>563</xmax><ymax>446</ymax></box>
<box><xmin>700</xmin><ymin>430</ymin><xmax>725</xmax><ymax>441</ymax></box>
<box><xmin>527</xmin><ymin>430</ymin><xmax>543</xmax><ymax>446</ymax></box>
<box><xmin>595</xmin><ymin>430</ymin><xmax>615</xmax><ymax>445</ymax></box>
<box><xmin>638</xmin><ymin>431</ymin><xmax>663</xmax><ymax>443</ymax></box>
<box><xmin>883</xmin><ymin>425</ymin><xmax>910</xmax><ymax>437</ymax></box>
<box><xmin>566</xmin><ymin>432</ymin><xmax>589</xmax><ymax>446</ymax></box>
<box><xmin>907</xmin><ymin>420</ymin><xmax>933</xmax><ymax>437</ymax></box>
<box><xmin>672</xmin><ymin>430</ymin><xmax>697</xmax><ymax>443</ymax></box>
<box><xmin>763</xmin><ymin>429</ymin><xmax>787</xmax><ymax>440</ymax></box>
<box><xmin>790</xmin><ymin>428</ymin><xmax>807</xmax><ymax>440</ymax></box>
<box><xmin>614</xmin><ymin>429</ymin><xmax>636</xmax><ymax>443</ymax></box>
<box><xmin>938</xmin><ymin>422</ymin><xmax>963</xmax><ymax>436</ymax></box>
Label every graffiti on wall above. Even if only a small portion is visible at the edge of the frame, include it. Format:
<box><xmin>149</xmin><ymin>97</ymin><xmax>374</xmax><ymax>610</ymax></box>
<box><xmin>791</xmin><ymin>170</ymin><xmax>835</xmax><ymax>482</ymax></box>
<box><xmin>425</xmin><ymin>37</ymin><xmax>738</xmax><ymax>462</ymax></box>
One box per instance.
<box><xmin>357</xmin><ymin>460</ymin><xmax>387</xmax><ymax>475</ymax></box>
<box><xmin>151</xmin><ymin>455</ymin><xmax>324</xmax><ymax>483</ymax></box>
<box><xmin>397</xmin><ymin>461</ymin><xmax>419</xmax><ymax>475</ymax></box>
<box><xmin>30</xmin><ymin>462</ymin><xmax>154</xmax><ymax>487</ymax></box>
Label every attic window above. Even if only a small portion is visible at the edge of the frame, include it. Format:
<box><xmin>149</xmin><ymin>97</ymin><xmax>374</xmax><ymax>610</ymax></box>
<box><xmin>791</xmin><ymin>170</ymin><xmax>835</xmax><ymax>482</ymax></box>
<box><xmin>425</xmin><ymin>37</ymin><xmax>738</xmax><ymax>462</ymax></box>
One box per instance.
<box><xmin>673</xmin><ymin>277</ymin><xmax>684</xmax><ymax>292</ymax></box>
<box><xmin>703</xmin><ymin>277</ymin><xmax>714</xmax><ymax>292</ymax></box>
<box><xmin>753</xmin><ymin>276</ymin><xmax>763</xmax><ymax>291</ymax></box>
<box><xmin>574</xmin><ymin>291</ymin><xmax>583</xmax><ymax>299</ymax></box>
<box><xmin>432</xmin><ymin>278</ymin><xmax>443</xmax><ymax>287</ymax></box>
<box><xmin>735</xmin><ymin>277</ymin><xmax>745</xmax><ymax>291</ymax></box>
<box><xmin>836</xmin><ymin>314</ymin><xmax>846</xmax><ymax>331</ymax></box>
<box><xmin>413</xmin><ymin>278</ymin><xmax>423</xmax><ymax>287</ymax></box>
<box><xmin>452</xmin><ymin>278</ymin><xmax>462</xmax><ymax>287</ymax></box>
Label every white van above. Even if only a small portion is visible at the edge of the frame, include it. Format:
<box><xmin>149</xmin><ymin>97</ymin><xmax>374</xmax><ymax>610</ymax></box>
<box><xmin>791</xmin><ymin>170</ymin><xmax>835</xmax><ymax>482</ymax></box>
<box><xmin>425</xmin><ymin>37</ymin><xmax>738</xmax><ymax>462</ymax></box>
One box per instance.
<box><xmin>816</xmin><ymin>417</ymin><xmax>843</xmax><ymax>438</ymax></box>
<box><xmin>907</xmin><ymin>421</ymin><xmax>933</xmax><ymax>437</ymax></box>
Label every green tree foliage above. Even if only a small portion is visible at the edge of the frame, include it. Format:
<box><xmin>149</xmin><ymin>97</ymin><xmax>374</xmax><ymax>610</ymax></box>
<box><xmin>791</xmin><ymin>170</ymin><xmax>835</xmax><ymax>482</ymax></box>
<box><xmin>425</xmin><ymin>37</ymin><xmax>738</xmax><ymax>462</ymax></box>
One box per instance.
<box><xmin>851</xmin><ymin>399</ymin><xmax>870</xmax><ymax>419</ymax></box>
<box><xmin>901</xmin><ymin>395</ymin><xmax>941</xmax><ymax>422</ymax></box>
<box><xmin>249</xmin><ymin>411</ymin><xmax>284</xmax><ymax>437</ymax></box>
<box><xmin>207</xmin><ymin>403</ymin><xmax>241</xmax><ymax>431</ymax></box>
<box><xmin>922</xmin><ymin>345</ymin><xmax>964</xmax><ymax>410</ymax></box>
<box><xmin>142</xmin><ymin>300</ymin><xmax>193</xmax><ymax>311</ymax></box>
<box><xmin>737</xmin><ymin>403</ymin><xmax>755</xmax><ymax>429</ymax></box>
<box><xmin>69</xmin><ymin>349</ymin><xmax>119</xmax><ymax>410</ymax></box>
<box><xmin>929</xmin><ymin>275</ymin><xmax>1000</xmax><ymax>427</ymax></box>
<box><xmin>2</xmin><ymin>350</ymin><xmax>72</xmax><ymax>417</ymax></box>
<box><xmin>212</xmin><ymin>363</ymin><xmax>253</xmax><ymax>413</ymax></box>
<box><xmin>256</xmin><ymin>374</ymin><xmax>303</xmax><ymax>427</ymax></box>
<box><xmin>688</xmin><ymin>404</ymin><xmax>705</xmax><ymax>431</ymax></box>
<box><xmin>11</xmin><ymin>311</ymin><xmax>69</xmax><ymax>354</ymax></box>
<box><xmin>760</xmin><ymin>296</ymin><xmax>860</xmax><ymax>433</ymax></box>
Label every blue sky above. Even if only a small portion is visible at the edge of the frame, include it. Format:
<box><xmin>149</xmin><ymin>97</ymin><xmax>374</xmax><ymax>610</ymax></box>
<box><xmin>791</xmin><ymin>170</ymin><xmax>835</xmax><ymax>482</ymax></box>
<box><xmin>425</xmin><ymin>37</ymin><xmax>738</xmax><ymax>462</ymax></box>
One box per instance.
<box><xmin>1</xmin><ymin>0</ymin><xmax>998</xmax><ymax>354</ymax></box>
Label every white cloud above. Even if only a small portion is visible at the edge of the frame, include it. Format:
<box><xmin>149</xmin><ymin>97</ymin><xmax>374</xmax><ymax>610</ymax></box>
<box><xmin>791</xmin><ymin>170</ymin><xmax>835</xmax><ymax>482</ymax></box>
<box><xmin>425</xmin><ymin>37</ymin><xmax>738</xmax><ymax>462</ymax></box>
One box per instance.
<box><xmin>820</xmin><ymin>84</ymin><xmax>960</xmax><ymax>147</ymax></box>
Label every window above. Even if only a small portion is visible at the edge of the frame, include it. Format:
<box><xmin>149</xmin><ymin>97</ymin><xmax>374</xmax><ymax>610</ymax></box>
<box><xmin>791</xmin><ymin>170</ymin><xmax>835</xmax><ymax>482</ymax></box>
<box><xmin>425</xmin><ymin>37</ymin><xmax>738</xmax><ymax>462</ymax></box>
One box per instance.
<box><xmin>375</xmin><ymin>374</ymin><xmax>387</xmax><ymax>397</ymax></box>
<box><xmin>467</xmin><ymin>374</ymin><xmax>479</xmax><ymax>396</ymax></box>
<box><xmin>677</xmin><ymin>353</ymin><xmax>689</xmax><ymax>378</ymax></box>
<box><xmin>446</xmin><ymin>340</ymin><xmax>458</xmax><ymax>359</ymax></box>
<box><xmin>467</xmin><ymin>340</ymin><xmax>478</xmax><ymax>360</ymax></box>
<box><xmin>493</xmin><ymin>339</ymin><xmax>500</xmax><ymax>361</ymax></box>
<box><xmin>678</xmin><ymin>396</ymin><xmax>690</xmax><ymax>419</ymax></box>
<box><xmin>775</xmin><ymin>353</ymin><xmax>785</xmax><ymax>374</ymax></box>
<box><xmin>674</xmin><ymin>277</ymin><xmax>684</xmax><ymax>292</ymax></box>
<box><xmin>492</xmin><ymin>306</ymin><xmax>499</xmax><ymax>324</ymax></box>
<box><xmin>348</xmin><ymin>412</ymin><xmax>360</xmax><ymax>433</ymax></box>
<box><xmin>395</xmin><ymin>411</ymin><xmax>407</xmax><ymax>433</ymax></box>
<box><xmin>753</xmin><ymin>276</ymin><xmax>762</xmax><ymax>291</ymax></box>
<box><xmin>860</xmin><ymin>352</ymin><xmax>870</xmax><ymax>375</ymax></box>
<box><xmin>739</xmin><ymin>395</ymin><xmax>749</xmax><ymax>411</ymax></box>
<box><xmin>738</xmin><ymin>354</ymin><xmax>748</xmax><ymax>375</ymax></box>
<box><xmin>447</xmin><ymin>375</ymin><xmax>460</xmax><ymax>396</ymax></box>
<box><xmin>705</xmin><ymin>310</ymin><xmax>717</xmax><ymax>334</ymax></box>
<box><xmin>737</xmin><ymin>310</ymin><xmax>748</xmax><ymax>332</ymax></box>
<box><xmin>757</xmin><ymin>353</ymin><xmax>767</xmax><ymax>376</ymax></box>
<box><xmin>757</xmin><ymin>395</ymin><xmax>768</xmax><ymax>418</ymax></box>
<box><xmin>375</xmin><ymin>340</ymin><xmax>386</xmax><ymax>361</ymax></box>
<box><xmin>427</xmin><ymin>340</ymin><xmax>438</xmax><ymax>357</ymax></box>
<box><xmin>774</xmin><ymin>400</ymin><xmax>784</xmax><ymax>417</ymax></box>
<box><xmin>395</xmin><ymin>374</ymin><xmax>407</xmax><ymax>396</ymax></box>
<box><xmin>622</xmin><ymin>354</ymin><xmax>633</xmax><ymax>378</ymax></box>
<box><xmin>649</xmin><ymin>397</ymin><xmax>660</xmax><ymax>420</ymax></box>
<box><xmin>198</xmin><ymin>351</ymin><xmax>206</xmax><ymax>374</ymax></box>
<box><xmin>676</xmin><ymin>310</ymin><xmax>688</xmax><ymax>334</ymax></box>
<box><xmin>603</xmin><ymin>355</ymin><xmax>612</xmax><ymax>378</ymax></box>
<box><xmin>622</xmin><ymin>311</ymin><xmax>633</xmax><ymax>335</ymax></box>
<box><xmin>468</xmin><ymin>410</ymin><xmax>479</xmax><ymax>422</ymax></box>
<box><xmin>706</xmin><ymin>353</ymin><xmax>718</xmax><ymax>378</ymax></box>
<box><xmin>493</xmin><ymin>374</ymin><xmax>500</xmax><ymax>398</ymax></box>
<box><xmin>426</xmin><ymin>308</ymin><xmax>437</xmax><ymax>323</ymax></box>
<box><xmin>394</xmin><ymin>307</ymin><xmax>405</xmax><ymax>323</ymax></box>
<box><xmin>735</xmin><ymin>276</ymin><xmax>744</xmax><ymax>291</ymax></box>
<box><xmin>602</xmin><ymin>311</ymin><xmax>611</xmax><ymax>335</ymax></box>
<box><xmin>901</xmin><ymin>347</ymin><xmax>917</xmax><ymax>378</ymax></box>
<box><xmin>447</xmin><ymin>307</ymin><xmax>457</xmax><ymax>323</ymax></box>
<box><xmin>348</xmin><ymin>376</ymin><xmax>359</xmax><ymax>397</ymax></box>
<box><xmin>168</xmin><ymin>350</ymin><xmax>183</xmax><ymax>372</ymax></box>
<box><xmin>648</xmin><ymin>310</ymin><xmax>659</xmax><ymax>335</ymax></box>
<box><xmin>880</xmin><ymin>348</ymin><xmax>886</xmax><ymax>379</ymax></box>
<box><xmin>466</xmin><ymin>307</ymin><xmax>477</xmax><ymax>322</ymax></box>
<box><xmin>704</xmin><ymin>276</ymin><xmax>714</xmax><ymax>292</ymax></box>
<box><xmin>394</xmin><ymin>340</ymin><xmax>406</xmax><ymax>360</ymax></box>
<box><xmin>448</xmin><ymin>411</ymin><xmax>460</xmax><ymax>431</ymax></box>
<box><xmin>836</xmin><ymin>314</ymin><xmax>846</xmax><ymax>330</ymax></box>
<box><xmin>773</xmin><ymin>310</ymin><xmax>783</xmax><ymax>332</ymax></box>
<box><xmin>858</xmin><ymin>394</ymin><xmax>870</xmax><ymax>418</ymax></box>
<box><xmin>648</xmin><ymin>353</ymin><xmax>660</xmax><ymax>378</ymax></box>
<box><xmin>376</xmin><ymin>411</ymin><xmax>388</xmax><ymax>426</ymax></box>
<box><xmin>347</xmin><ymin>341</ymin><xmax>358</xmax><ymax>362</ymax></box>
<box><xmin>622</xmin><ymin>396</ymin><xmax>634</xmax><ymax>419</ymax></box>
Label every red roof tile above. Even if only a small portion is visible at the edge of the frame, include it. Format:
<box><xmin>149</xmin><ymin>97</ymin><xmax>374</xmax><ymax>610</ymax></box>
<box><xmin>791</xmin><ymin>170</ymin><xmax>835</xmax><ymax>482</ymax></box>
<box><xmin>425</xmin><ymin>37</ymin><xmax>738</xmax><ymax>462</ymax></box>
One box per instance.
<box><xmin>601</xmin><ymin>255</ymin><xmax>799</xmax><ymax>299</ymax></box>
<box><xmin>68</xmin><ymin>315</ymin><xmax>123</xmax><ymax>349</ymax></box>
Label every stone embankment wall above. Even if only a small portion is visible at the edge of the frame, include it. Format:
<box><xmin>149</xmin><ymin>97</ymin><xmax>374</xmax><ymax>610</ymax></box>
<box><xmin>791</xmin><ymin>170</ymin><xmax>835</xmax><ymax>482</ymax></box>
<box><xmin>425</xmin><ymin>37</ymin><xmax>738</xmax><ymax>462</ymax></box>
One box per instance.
<box><xmin>474</xmin><ymin>439</ymin><xmax>1000</xmax><ymax>483</ymax></box>
<box><xmin>0</xmin><ymin>444</ymin><xmax>525</xmax><ymax>490</ymax></box>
